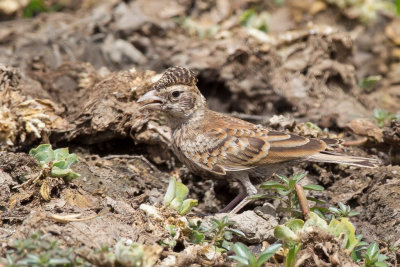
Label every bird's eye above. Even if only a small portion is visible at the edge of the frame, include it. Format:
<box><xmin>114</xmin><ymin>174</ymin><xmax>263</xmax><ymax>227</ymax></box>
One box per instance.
<box><xmin>171</xmin><ymin>91</ymin><xmax>181</xmax><ymax>98</ymax></box>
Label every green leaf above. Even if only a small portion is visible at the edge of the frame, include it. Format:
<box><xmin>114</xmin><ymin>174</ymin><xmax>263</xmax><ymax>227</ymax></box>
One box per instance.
<box><xmin>347</xmin><ymin>211</ymin><xmax>360</xmax><ymax>217</ymax></box>
<box><xmin>366</xmin><ymin>243</ymin><xmax>379</xmax><ymax>259</ymax></box>
<box><xmin>65</xmin><ymin>154</ymin><xmax>79</xmax><ymax>168</ymax></box>
<box><xmin>303</xmin><ymin>184</ymin><xmax>324</xmax><ymax>191</ymax></box>
<box><xmin>166</xmin><ymin>225</ymin><xmax>177</xmax><ymax>236</ymax></box>
<box><xmin>174</xmin><ymin>181</ymin><xmax>189</xmax><ymax>201</ymax></box>
<box><xmin>248</xmin><ymin>253</ymin><xmax>257</xmax><ymax>267</ymax></box>
<box><xmin>374</xmin><ymin>262</ymin><xmax>389</xmax><ymax>267</ymax></box>
<box><xmin>51</xmin><ymin>166</ymin><xmax>80</xmax><ymax>179</ymax></box>
<box><xmin>65</xmin><ymin>171</ymin><xmax>80</xmax><ymax>180</ymax></box>
<box><xmin>248</xmin><ymin>194</ymin><xmax>268</xmax><ymax>199</ymax></box>
<box><xmin>338</xmin><ymin>202</ymin><xmax>347</xmax><ymax>212</ymax></box>
<box><xmin>164</xmin><ymin>177</ymin><xmax>176</xmax><ymax>206</ymax></box>
<box><xmin>229</xmin><ymin>255</ymin><xmax>249</xmax><ymax>266</ymax></box>
<box><xmin>53</xmin><ymin>160</ymin><xmax>69</xmax><ymax>169</ymax></box>
<box><xmin>356</xmin><ymin>241</ymin><xmax>369</xmax><ymax>248</ymax></box>
<box><xmin>228</xmin><ymin>228</ymin><xmax>246</xmax><ymax>238</ymax></box>
<box><xmin>306</xmin><ymin>197</ymin><xmax>325</xmax><ymax>204</ymax></box>
<box><xmin>257</xmin><ymin>243</ymin><xmax>281</xmax><ymax>265</ymax></box>
<box><xmin>359</xmin><ymin>75</ymin><xmax>381</xmax><ymax>89</ymax></box>
<box><xmin>303</xmin><ymin>212</ymin><xmax>328</xmax><ymax>230</ymax></box>
<box><xmin>277</xmin><ymin>188</ymin><xmax>292</xmax><ymax>196</ymax></box>
<box><xmin>240</xmin><ymin>8</ymin><xmax>256</xmax><ymax>26</ymax></box>
<box><xmin>29</xmin><ymin>144</ymin><xmax>55</xmax><ymax>165</ymax></box>
<box><xmin>285</xmin><ymin>219</ymin><xmax>304</xmax><ymax>233</ymax></box>
<box><xmin>288</xmin><ymin>178</ymin><xmax>296</xmax><ymax>190</ymax></box>
<box><xmin>260</xmin><ymin>182</ymin><xmax>287</xmax><ymax>190</ymax></box>
<box><xmin>223</xmin><ymin>230</ymin><xmax>233</xmax><ymax>241</ymax></box>
<box><xmin>53</xmin><ymin>148</ymin><xmax>69</xmax><ymax>160</ymax></box>
<box><xmin>275</xmin><ymin>174</ymin><xmax>289</xmax><ymax>184</ymax></box>
<box><xmin>327</xmin><ymin>218</ymin><xmax>358</xmax><ymax>251</ymax></box>
<box><xmin>274</xmin><ymin>225</ymin><xmax>300</xmax><ymax>242</ymax></box>
<box><xmin>377</xmin><ymin>254</ymin><xmax>388</xmax><ymax>262</ymax></box>
<box><xmin>169</xmin><ymin>199</ymin><xmax>183</xmax><ymax>210</ymax></box>
<box><xmin>178</xmin><ymin>199</ymin><xmax>198</xmax><ymax>215</ymax></box>
<box><xmin>221</xmin><ymin>240</ymin><xmax>233</xmax><ymax>251</ymax></box>
<box><xmin>287</xmin><ymin>244</ymin><xmax>302</xmax><ymax>267</ymax></box>
<box><xmin>329</xmin><ymin>207</ymin><xmax>340</xmax><ymax>213</ymax></box>
<box><xmin>190</xmin><ymin>230</ymin><xmax>205</xmax><ymax>244</ymax></box>
<box><xmin>305</xmin><ymin>122</ymin><xmax>322</xmax><ymax>132</ymax></box>
<box><xmin>397</xmin><ymin>0</ymin><xmax>400</xmax><ymax>15</ymax></box>
<box><xmin>292</xmin><ymin>172</ymin><xmax>307</xmax><ymax>182</ymax></box>
<box><xmin>29</xmin><ymin>143</ymin><xmax>52</xmax><ymax>155</ymax></box>
<box><xmin>232</xmin><ymin>242</ymin><xmax>250</xmax><ymax>259</ymax></box>
<box><xmin>23</xmin><ymin>0</ymin><xmax>48</xmax><ymax>18</ymax></box>
<box><xmin>48</xmin><ymin>258</ymin><xmax>72</xmax><ymax>264</ymax></box>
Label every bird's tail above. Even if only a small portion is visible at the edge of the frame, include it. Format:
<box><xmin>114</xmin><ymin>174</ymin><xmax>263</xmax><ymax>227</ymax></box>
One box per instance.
<box><xmin>307</xmin><ymin>151</ymin><xmax>380</xmax><ymax>168</ymax></box>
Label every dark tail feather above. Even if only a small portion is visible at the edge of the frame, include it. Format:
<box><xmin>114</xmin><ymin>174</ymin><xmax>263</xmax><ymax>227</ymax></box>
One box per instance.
<box><xmin>307</xmin><ymin>151</ymin><xmax>380</xmax><ymax>168</ymax></box>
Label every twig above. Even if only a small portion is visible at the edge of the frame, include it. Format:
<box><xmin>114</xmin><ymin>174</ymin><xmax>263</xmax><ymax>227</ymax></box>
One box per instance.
<box><xmin>103</xmin><ymin>154</ymin><xmax>158</xmax><ymax>171</ymax></box>
<box><xmin>295</xmin><ymin>184</ymin><xmax>310</xmax><ymax>220</ymax></box>
<box><xmin>12</xmin><ymin>170</ymin><xmax>44</xmax><ymax>189</ymax></box>
<box><xmin>47</xmin><ymin>211</ymin><xmax>107</xmax><ymax>223</ymax></box>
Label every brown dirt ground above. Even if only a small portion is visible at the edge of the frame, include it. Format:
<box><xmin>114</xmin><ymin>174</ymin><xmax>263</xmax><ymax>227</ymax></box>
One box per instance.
<box><xmin>1</xmin><ymin>0</ymin><xmax>400</xmax><ymax>266</ymax></box>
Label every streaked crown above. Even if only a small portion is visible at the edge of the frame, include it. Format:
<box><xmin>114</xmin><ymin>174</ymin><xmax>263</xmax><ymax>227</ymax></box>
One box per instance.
<box><xmin>152</xmin><ymin>66</ymin><xmax>198</xmax><ymax>91</ymax></box>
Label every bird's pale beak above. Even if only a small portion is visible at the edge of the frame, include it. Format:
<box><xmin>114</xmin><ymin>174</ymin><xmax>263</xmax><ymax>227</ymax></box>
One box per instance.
<box><xmin>137</xmin><ymin>90</ymin><xmax>163</xmax><ymax>110</ymax></box>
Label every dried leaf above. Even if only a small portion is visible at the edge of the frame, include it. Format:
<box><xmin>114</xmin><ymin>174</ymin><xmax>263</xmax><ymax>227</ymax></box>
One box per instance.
<box><xmin>347</xmin><ymin>118</ymin><xmax>383</xmax><ymax>142</ymax></box>
<box><xmin>62</xmin><ymin>189</ymin><xmax>93</xmax><ymax>208</ymax></box>
<box><xmin>9</xmin><ymin>192</ymin><xmax>33</xmax><ymax>210</ymax></box>
<box><xmin>40</xmin><ymin>180</ymin><xmax>51</xmax><ymax>201</ymax></box>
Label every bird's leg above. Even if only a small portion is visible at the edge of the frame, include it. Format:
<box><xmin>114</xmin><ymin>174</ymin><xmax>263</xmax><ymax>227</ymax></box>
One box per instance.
<box><xmin>229</xmin><ymin>175</ymin><xmax>258</xmax><ymax>214</ymax></box>
<box><xmin>219</xmin><ymin>190</ymin><xmax>247</xmax><ymax>213</ymax></box>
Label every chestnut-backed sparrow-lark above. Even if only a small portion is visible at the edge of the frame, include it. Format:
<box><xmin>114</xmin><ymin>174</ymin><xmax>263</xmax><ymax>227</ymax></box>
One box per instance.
<box><xmin>138</xmin><ymin>66</ymin><xmax>379</xmax><ymax>213</ymax></box>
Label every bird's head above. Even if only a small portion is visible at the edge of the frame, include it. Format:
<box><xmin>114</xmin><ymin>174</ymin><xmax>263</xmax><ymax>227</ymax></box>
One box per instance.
<box><xmin>138</xmin><ymin>67</ymin><xmax>206</xmax><ymax>122</ymax></box>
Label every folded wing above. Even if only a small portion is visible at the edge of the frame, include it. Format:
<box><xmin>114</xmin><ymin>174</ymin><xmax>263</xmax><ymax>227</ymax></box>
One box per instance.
<box><xmin>181</xmin><ymin>126</ymin><xmax>326</xmax><ymax>175</ymax></box>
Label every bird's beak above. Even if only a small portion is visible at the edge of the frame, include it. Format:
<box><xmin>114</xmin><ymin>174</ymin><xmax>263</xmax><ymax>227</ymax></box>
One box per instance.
<box><xmin>137</xmin><ymin>90</ymin><xmax>163</xmax><ymax>110</ymax></box>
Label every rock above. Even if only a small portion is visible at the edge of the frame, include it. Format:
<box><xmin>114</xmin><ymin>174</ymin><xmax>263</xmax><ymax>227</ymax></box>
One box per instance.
<box><xmin>204</xmin><ymin>210</ymin><xmax>278</xmax><ymax>244</ymax></box>
<box><xmin>0</xmin><ymin>170</ymin><xmax>15</xmax><ymax>205</ymax></box>
<box><xmin>106</xmin><ymin>196</ymin><xmax>135</xmax><ymax>216</ymax></box>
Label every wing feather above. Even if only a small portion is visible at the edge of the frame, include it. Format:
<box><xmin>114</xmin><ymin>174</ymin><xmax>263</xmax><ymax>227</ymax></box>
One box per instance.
<box><xmin>177</xmin><ymin>112</ymin><xmax>326</xmax><ymax>175</ymax></box>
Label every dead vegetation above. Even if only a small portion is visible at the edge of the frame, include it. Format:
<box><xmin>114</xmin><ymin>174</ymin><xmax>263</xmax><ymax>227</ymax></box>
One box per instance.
<box><xmin>1</xmin><ymin>0</ymin><xmax>400</xmax><ymax>266</ymax></box>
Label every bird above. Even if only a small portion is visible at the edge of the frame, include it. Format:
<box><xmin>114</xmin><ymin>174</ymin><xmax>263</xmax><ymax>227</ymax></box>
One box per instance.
<box><xmin>137</xmin><ymin>66</ymin><xmax>379</xmax><ymax>214</ymax></box>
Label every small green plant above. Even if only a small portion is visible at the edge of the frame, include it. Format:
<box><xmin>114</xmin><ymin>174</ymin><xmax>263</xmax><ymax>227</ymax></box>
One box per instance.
<box><xmin>274</xmin><ymin>212</ymin><xmax>359</xmax><ymax>266</ymax></box>
<box><xmin>359</xmin><ymin>75</ymin><xmax>382</xmax><ymax>91</ymax></box>
<box><xmin>362</xmin><ymin>243</ymin><xmax>388</xmax><ymax>267</ymax></box>
<box><xmin>240</xmin><ymin>9</ymin><xmax>269</xmax><ymax>32</ymax></box>
<box><xmin>328</xmin><ymin>202</ymin><xmax>360</xmax><ymax>220</ymax></box>
<box><xmin>12</xmin><ymin>144</ymin><xmax>80</xmax><ymax>201</ymax></box>
<box><xmin>323</xmin><ymin>0</ymin><xmax>396</xmax><ymax>22</ymax></box>
<box><xmin>23</xmin><ymin>0</ymin><xmax>47</xmax><ymax>17</ymax></box>
<box><xmin>90</xmin><ymin>239</ymin><xmax>162</xmax><ymax>267</ymax></box>
<box><xmin>176</xmin><ymin>17</ymin><xmax>219</xmax><ymax>38</ymax></box>
<box><xmin>251</xmin><ymin>172</ymin><xmax>324</xmax><ymax>218</ymax></box>
<box><xmin>4</xmin><ymin>231</ymin><xmax>87</xmax><ymax>266</ymax></box>
<box><xmin>29</xmin><ymin>144</ymin><xmax>80</xmax><ymax>180</ymax></box>
<box><xmin>396</xmin><ymin>0</ymin><xmax>400</xmax><ymax>15</ymax></box>
<box><xmin>305</xmin><ymin>122</ymin><xmax>323</xmax><ymax>133</ymax></box>
<box><xmin>373</xmin><ymin>108</ymin><xmax>399</xmax><ymax>127</ymax></box>
<box><xmin>23</xmin><ymin>0</ymin><xmax>63</xmax><ymax>18</ymax></box>
<box><xmin>201</xmin><ymin>216</ymin><xmax>246</xmax><ymax>251</ymax></box>
<box><xmin>229</xmin><ymin>242</ymin><xmax>281</xmax><ymax>267</ymax></box>
<box><xmin>285</xmin><ymin>243</ymin><xmax>302</xmax><ymax>267</ymax></box>
<box><xmin>188</xmin><ymin>219</ymin><xmax>206</xmax><ymax>244</ymax></box>
<box><xmin>163</xmin><ymin>177</ymin><xmax>198</xmax><ymax>215</ymax></box>
<box><xmin>160</xmin><ymin>224</ymin><xmax>180</xmax><ymax>248</ymax></box>
<box><xmin>350</xmin><ymin>235</ymin><xmax>369</xmax><ymax>263</ymax></box>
